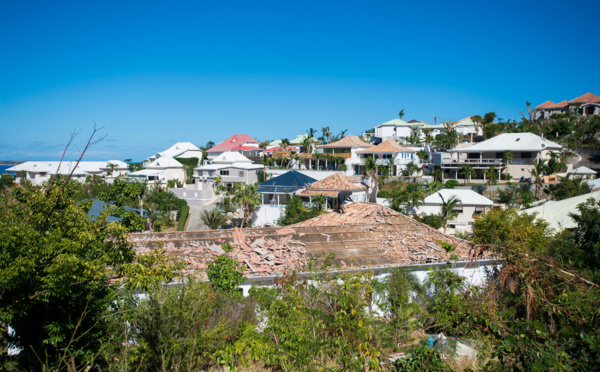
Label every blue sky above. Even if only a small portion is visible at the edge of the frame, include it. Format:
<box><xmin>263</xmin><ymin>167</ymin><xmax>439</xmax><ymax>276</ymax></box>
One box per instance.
<box><xmin>1</xmin><ymin>0</ymin><xmax>598</xmax><ymax>161</ymax></box>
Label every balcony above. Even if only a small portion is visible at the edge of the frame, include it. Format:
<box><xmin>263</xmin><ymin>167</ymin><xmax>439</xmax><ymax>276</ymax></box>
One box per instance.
<box><xmin>441</xmin><ymin>158</ymin><xmax>503</xmax><ymax>166</ymax></box>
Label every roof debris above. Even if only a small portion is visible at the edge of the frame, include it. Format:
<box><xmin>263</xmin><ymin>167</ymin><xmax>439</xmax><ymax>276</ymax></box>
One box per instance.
<box><xmin>129</xmin><ymin>203</ymin><xmax>490</xmax><ymax>280</ymax></box>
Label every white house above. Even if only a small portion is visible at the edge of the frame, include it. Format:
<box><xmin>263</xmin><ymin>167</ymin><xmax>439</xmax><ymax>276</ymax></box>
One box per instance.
<box><xmin>356</xmin><ymin>139</ymin><xmax>418</xmax><ymax>176</ymax></box>
<box><xmin>568</xmin><ymin>166</ymin><xmax>597</xmax><ymax>180</ymax></box>
<box><xmin>521</xmin><ymin>191</ymin><xmax>600</xmax><ymax>232</ymax></box>
<box><xmin>129</xmin><ymin>157</ymin><xmax>186</xmax><ymax>185</ymax></box>
<box><xmin>445</xmin><ymin>132</ymin><xmax>565</xmax><ymax>181</ymax></box>
<box><xmin>535</xmin><ymin>92</ymin><xmax>600</xmax><ymax>120</ymax></box>
<box><xmin>372</xmin><ymin>119</ymin><xmax>427</xmax><ymax>144</ymax></box>
<box><xmin>143</xmin><ymin>142</ymin><xmax>203</xmax><ymax>166</ymax></box>
<box><xmin>420</xmin><ymin>189</ymin><xmax>493</xmax><ymax>234</ymax></box>
<box><xmin>315</xmin><ymin>135</ymin><xmax>373</xmax><ymax>175</ymax></box>
<box><xmin>7</xmin><ymin>160</ymin><xmax>128</xmax><ymax>186</ymax></box>
<box><xmin>193</xmin><ymin>152</ymin><xmax>262</xmax><ymax>190</ymax></box>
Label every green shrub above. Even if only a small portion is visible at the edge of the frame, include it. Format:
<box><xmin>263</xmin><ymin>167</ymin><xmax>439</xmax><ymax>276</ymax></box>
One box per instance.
<box><xmin>176</xmin><ymin>205</ymin><xmax>189</xmax><ymax>231</ymax></box>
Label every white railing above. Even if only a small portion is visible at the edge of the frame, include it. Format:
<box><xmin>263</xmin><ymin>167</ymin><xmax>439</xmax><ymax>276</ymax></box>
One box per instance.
<box><xmin>441</xmin><ymin>158</ymin><xmax>503</xmax><ymax>165</ymax></box>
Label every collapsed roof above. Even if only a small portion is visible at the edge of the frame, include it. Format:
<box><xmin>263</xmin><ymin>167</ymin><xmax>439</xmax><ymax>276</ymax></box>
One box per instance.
<box><xmin>130</xmin><ymin>203</ymin><xmax>489</xmax><ymax>280</ymax></box>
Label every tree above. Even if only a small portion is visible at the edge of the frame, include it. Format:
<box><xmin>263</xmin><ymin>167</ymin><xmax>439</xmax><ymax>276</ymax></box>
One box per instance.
<box><xmin>312</xmin><ymin>193</ymin><xmax>327</xmax><ymax>211</ymax></box>
<box><xmin>484</xmin><ymin>165</ymin><xmax>498</xmax><ymax>197</ymax></box>
<box><xmin>207</xmin><ymin>253</ymin><xmax>246</xmax><ymax>293</ymax></box>
<box><xmin>306</xmin><ymin>128</ymin><xmax>317</xmax><ymax>153</ymax></box>
<box><xmin>232</xmin><ymin>184</ymin><xmax>261</xmax><ymax>228</ymax></box>
<box><xmin>200</xmin><ymin>208</ymin><xmax>229</xmax><ymax>230</ymax></box>
<box><xmin>439</xmin><ymin>193</ymin><xmax>462</xmax><ymax>233</ymax></box>
<box><xmin>399</xmin><ymin>109</ymin><xmax>405</xmax><ymax>120</ymax></box>
<box><xmin>472</xmin><ymin>115</ymin><xmax>483</xmax><ymax>136</ymax></box>
<box><xmin>530</xmin><ymin>158</ymin><xmax>547</xmax><ymax>199</ymax></box>
<box><xmin>363</xmin><ymin>156</ymin><xmax>378</xmax><ymax>202</ymax></box>
<box><xmin>459</xmin><ymin>165</ymin><xmax>474</xmax><ymax>185</ymax></box>
<box><xmin>0</xmin><ymin>178</ymin><xmax>135</xmax><ymax>369</ymax></box>
<box><xmin>106</xmin><ymin>162</ymin><xmax>118</xmax><ymax>176</ymax></box>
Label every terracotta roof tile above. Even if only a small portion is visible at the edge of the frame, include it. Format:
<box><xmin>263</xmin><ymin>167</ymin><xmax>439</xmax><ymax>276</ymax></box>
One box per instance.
<box><xmin>535</xmin><ymin>100</ymin><xmax>556</xmax><ymax>109</ymax></box>
<box><xmin>318</xmin><ymin>135</ymin><xmax>373</xmax><ymax>149</ymax></box>
<box><xmin>549</xmin><ymin>100</ymin><xmax>569</xmax><ymax>108</ymax></box>
<box><xmin>357</xmin><ymin>139</ymin><xmax>415</xmax><ymax>153</ymax></box>
<box><xmin>569</xmin><ymin>92</ymin><xmax>600</xmax><ymax>103</ymax></box>
<box><xmin>129</xmin><ymin>202</ymin><xmax>491</xmax><ymax>280</ymax></box>
<box><xmin>298</xmin><ymin>173</ymin><xmax>366</xmax><ymax>197</ymax></box>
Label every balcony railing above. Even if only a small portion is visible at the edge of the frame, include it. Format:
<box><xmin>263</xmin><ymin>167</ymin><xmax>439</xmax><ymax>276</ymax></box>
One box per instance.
<box><xmin>509</xmin><ymin>159</ymin><xmax>535</xmax><ymax>165</ymax></box>
<box><xmin>441</xmin><ymin>158</ymin><xmax>503</xmax><ymax>166</ymax></box>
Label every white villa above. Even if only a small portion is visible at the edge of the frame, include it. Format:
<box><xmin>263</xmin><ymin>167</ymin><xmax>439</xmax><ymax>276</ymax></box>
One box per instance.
<box><xmin>567</xmin><ymin>166</ymin><xmax>597</xmax><ymax>180</ymax></box>
<box><xmin>356</xmin><ymin>139</ymin><xmax>418</xmax><ymax>176</ymax></box>
<box><xmin>420</xmin><ymin>189</ymin><xmax>494</xmax><ymax>234</ymax></box>
<box><xmin>143</xmin><ymin>142</ymin><xmax>203</xmax><ymax>166</ymax></box>
<box><xmin>7</xmin><ymin>160</ymin><xmax>128</xmax><ymax>186</ymax></box>
<box><xmin>315</xmin><ymin>135</ymin><xmax>373</xmax><ymax>174</ymax></box>
<box><xmin>129</xmin><ymin>156</ymin><xmax>186</xmax><ymax>185</ymax></box>
<box><xmin>372</xmin><ymin>119</ymin><xmax>427</xmax><ymax>144</ymax></box>
<box><xmin>444</xmin><ymin>132</ymin><xmax>566</xmax><ymax>181</ymax></box>
<box><xmin>193</xmin><ymin>152</ymin><xmax>262</xmax><ymax>190</ymax></box>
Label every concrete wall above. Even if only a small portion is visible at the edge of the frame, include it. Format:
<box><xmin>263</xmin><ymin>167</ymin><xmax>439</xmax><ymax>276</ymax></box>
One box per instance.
<box><xmin>252</xmin><ymin>205</ymin><xmax>285</xmax><ymax>227</ymax></box>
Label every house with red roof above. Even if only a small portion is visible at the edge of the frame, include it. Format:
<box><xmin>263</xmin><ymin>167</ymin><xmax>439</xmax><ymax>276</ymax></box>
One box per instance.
<box><xmin>535</xmin><ymin>92</ymin><xmax>600</xmax><ymax>120</ymax></box>
<box><xmin>205</xmin><ymin>134</ymin><xmax>263</xmax><ymax>160</ymax></box>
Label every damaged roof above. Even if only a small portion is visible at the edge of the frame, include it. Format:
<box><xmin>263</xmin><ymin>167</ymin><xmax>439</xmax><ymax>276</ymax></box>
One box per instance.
<box><xmin>129</xmin><ymin>203</ymin><xmax>488</xmax><ymax>280</ymax></box>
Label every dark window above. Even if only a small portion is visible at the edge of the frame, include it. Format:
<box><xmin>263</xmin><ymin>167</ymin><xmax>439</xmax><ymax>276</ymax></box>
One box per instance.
<box><xmin>220</xmin><ymin>170</ymin><xmax>229</xmax><ymax>176</ymax></box>
<box><xmin>521</xmin><ymin>152</ymin><xmax>533</xmax><ymax>159</ymax></box>
<box><xmin>496</xmin><ymin>152</ymin><xmax>504</xmax><ymax>159</ymax></box>
<box><xmin>468</xmin><ymin>153</ymin><xmax>480</xmax><ymax>159</ymax></box>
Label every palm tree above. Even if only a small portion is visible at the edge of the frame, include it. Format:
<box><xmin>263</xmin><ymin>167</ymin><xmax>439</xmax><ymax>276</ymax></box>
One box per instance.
<box><xmin>106</xmin><ymin>162</ymin><xmax>118</xmax><ymax>176</ymax></box>
<box><xmin>387</xmin><ymin>158</ymin><xmax>395</xmax><ymax>176</ymax></box>
<box><xmin>339</xmin><ymin>129</ymin><xmax>348</xmax><ymax>138</ymax></box>
<box><xmin>399</xmin><ymin>109</ymin><xmax>405</xmax><ymax>120</ymax></box>
<box><xmin>484</xmin><ymin>166</ymin><xmax>498</xmax><ymax>197</ymax></box>
<box><xmin>530</xmin><ymin>159</ymin><xmax>547</xmax><ymax>199</ymax></box>
<box><xmin>261</xmin><ymin>154</ymin><xmax>270</xmax><ymax>181</ymax></box>
<box><xmin>471</xmin><ymin>115</ymin><xmax>483</xmax><ymax>136</ymax></box>
<box><xmin>363</xmin><ymin>156</ymin><xmax>378</xmax><ymax>202</ymax></box>
<box><xmin>387</xmin><ymin>187</ymin><xmax>409</xmax><ymax>213</ymax></box>
<box><xmin>200</xmin><ymin>208</ymin><xmax>228</xmax><ymax>230</ymax></box>
<box><xmin>439</xmin><ymin>193</ymin><xmax>462</xmax><ymax>234</ymax></box>
<box><xmin>232</xmin><ymin>184</ymin><xmax>261</xmax><ymax>228</ymax></box>
<box><xmin>459</xmin><ymin>165</ymin><xmax>474</xmax><ymax>185</ymax></box>
<box><xmin>312</xmin><ymin>193</ymin><xmax>327</xmax><ymax>211</ymax></box>
<box><xmin>321</xmin><ymin>126</ymin><xmax>331</xmax><ymax>144</ymax></box>
<box><xmin>407</xmin><ymin>186</ymin><xmax>425</xmax><ymax>214</ymax></box>
<box><xmin>424</xmin><ymin>180</ymin><xmax>442</xmax><ymax>195</ymax></box>
<box><xmin>306</xmin><ymin>128</ymin><xmax>317</xmax><ymax>153</ymax></box>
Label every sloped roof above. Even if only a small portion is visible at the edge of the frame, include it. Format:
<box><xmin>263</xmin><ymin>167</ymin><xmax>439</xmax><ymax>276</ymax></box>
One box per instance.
<box><xmin>212</xmin><ymin>151</ymin><xmax>253</xmax><ymax>164</ymax></box>
<box><xmin>453</xmin><ymin>117</ymin><xmax>477</xmax><ymax>127</ymax></box>
<box><xmin>207</xmin><ymin>134</ymin><xmax>260</xmax><ymax>153</ymax></box>
<box><xmin>569</xmin><ymin>166</ymin><xmax>597</xmax><ymax>175</ymax></box>
<box><xmin>521</xmin><ymin>191</ymin><xmax>600</xmax><ymax>231</ymax></box>
<box><xmin>129</xmin><ymin>202</ymin><xmax>486</xmax><ymax>279</ymax></box>
<box><xmin>535</xmin><ymin>100</ymin><xmax>556</xmax><ymax>109</ymax></box>
<box><xmin>158</xmin><ymin>142</ymin><xmax>202</xmax><ymax>157</ymax></box>
<box><xmin>300</xmin><ymin>173</ymin><xmax>366</xmax><ymax>193</ymax></box>
<box><xmin>7</xmin><ymin>161</ymin><xmax>128</xmax><ymax>174</ymax></box>
<box><xmin>146</xmin><ymin>156</ymin><xmax>184</xmax><ymax>169</ymax></box>
<box><xmin>570</xmin><ymin>92</ymin><xmax>600</xmax><ymax>103</ymax></box>
<box><xmin>258</xmin><ymin>171</ymin><xmax>317</xmax><ymax>194</ymax></box>
<box><xmin>318</xmin><ymin>135</ymin><xmax>373</xmax><ymax>149</ymax></box>
<box><xmin>378</xmin><ymin>119</ymin><xmax>426</xmax><ymax>127</ymax></box>
<box><xmin>550</xmin><ymin>100</ymin><xmax>569</xmax><ymax>108</ymax></box>
<box><xmin>449</xmin><ymin>132</ymin><xmax>562</xmax><ymax>153</ymax></box>
<box><xmin>424</xmin><ymin>189</ymin><xmax>493</xmax><ymax>206</ymax></box>
<box><xmin>358</xmin><ymin>139</ymin><xmax>415</xmax><ymax>153</ymax></box>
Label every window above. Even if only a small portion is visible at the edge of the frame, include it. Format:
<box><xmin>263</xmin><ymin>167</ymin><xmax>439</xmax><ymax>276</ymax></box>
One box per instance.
<box><xmin>220</xmin><ymin>170</ymin><xmax>229</xmax><ymax>176</ymax></box>
<box><xmin>239</xmin><ymin>171</ymin><xmax>244</xmax><ymax>177</ymax></box>
<box><xmin>521</xmin><ymin>152</ymin><xmax>533</xmax><ymax>159</ymax></box>
<box><xmin>207</xmin><ymin>171</ymin><xmax>215</xmax><ymax>177</ymax></box>
<box><xmin>382</xmin><ymin>154</ymin><xmax>392</xmax><ymax>159</ymax></box>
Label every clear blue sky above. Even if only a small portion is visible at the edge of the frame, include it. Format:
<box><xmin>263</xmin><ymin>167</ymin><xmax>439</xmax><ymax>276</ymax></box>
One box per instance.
<box><xmin>1</xmin><ymin>0</ymin><xmax>598</xmax><ymax>161</ymax></box>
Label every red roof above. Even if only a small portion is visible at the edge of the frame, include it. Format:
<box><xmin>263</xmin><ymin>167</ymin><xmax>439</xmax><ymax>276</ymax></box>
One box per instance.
<box><xmin>549</xmin><ymin>100</ymin><xmax>569</xmax><ymax>108</ymax></box>
<box><xmin>232</xmin><ymin>145</ymin><xmax>264</xmax><ymax>151</ymax></box>
<box><xmin>570</xmin><ymin>92</ymin><xmax>600</xmax><ymax>103</ymax></box>
<box><xmin>207</xmin><ymin>134</ymin><xmax>260</xmax><ymax>153</ymax></box>
<box><xmin>264</xmin><ymin>146</ymin><xmax>300</xmax><ymax>153</ymax></box>
<box><xmin>535</xmin><ymin>100</ymin><xmax>556</xmax><ymax>109</ymax></box>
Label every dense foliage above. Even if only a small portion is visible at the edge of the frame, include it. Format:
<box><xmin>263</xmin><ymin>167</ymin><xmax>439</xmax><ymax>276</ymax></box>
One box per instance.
<box><xmin>277</xmin><ymin>194</ymin><xmax>323</xmax><ymax>226</ymax></box>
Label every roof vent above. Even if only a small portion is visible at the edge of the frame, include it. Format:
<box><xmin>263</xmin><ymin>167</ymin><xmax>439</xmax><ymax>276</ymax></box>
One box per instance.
<box><xmin>516</xmin><ymin>138</ymin><xmax>520</xmax><ymax>142</ymax></box>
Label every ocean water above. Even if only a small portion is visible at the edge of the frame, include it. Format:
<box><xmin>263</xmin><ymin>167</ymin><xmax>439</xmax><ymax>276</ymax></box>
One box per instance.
<box><xmin>0</xmin><ymin>164</ymin><xmax>14</xmax><ymax>174</ymax></box>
